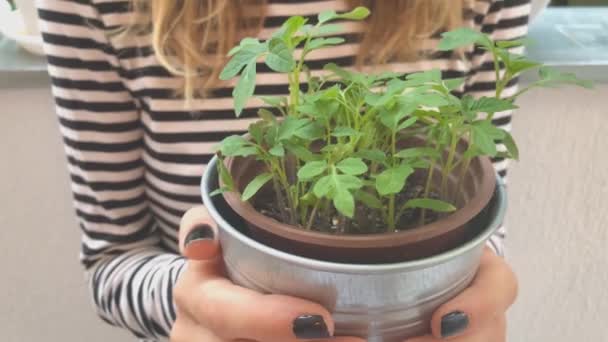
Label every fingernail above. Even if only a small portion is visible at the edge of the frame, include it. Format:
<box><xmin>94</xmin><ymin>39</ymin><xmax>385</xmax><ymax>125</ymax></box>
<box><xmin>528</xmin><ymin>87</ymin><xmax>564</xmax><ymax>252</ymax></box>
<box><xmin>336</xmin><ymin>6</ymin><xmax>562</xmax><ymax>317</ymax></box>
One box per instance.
<box><xmin>184</xmin><ymin>224</ymin><xmax>215</xmax><ymax>247</ymax></box>
<box><xmin>441</xmin><ymin>311</ymin><xmax>469</xmax><ymax>338</ymax></box>
<box><xmin>293</xmin><ymin>314</ymin><xmax>330</xmax><ymax>339</ymax></box>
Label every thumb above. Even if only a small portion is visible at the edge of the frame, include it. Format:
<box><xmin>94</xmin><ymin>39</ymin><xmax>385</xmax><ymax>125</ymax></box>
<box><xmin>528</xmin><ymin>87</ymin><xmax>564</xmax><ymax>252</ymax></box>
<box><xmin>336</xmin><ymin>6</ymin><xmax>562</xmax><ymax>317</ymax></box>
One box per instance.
<box><xmin>179</xmin><ymin>206</ymin><xmax>220</xmax><ymax>260</ymax></box>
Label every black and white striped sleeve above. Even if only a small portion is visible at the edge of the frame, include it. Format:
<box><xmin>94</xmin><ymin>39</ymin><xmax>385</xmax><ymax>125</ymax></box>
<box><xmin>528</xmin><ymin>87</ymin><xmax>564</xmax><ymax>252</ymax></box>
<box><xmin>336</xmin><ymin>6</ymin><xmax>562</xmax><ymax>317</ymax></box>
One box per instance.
<box><xmin>467</xmin><ymin>0</ymin><xmax>531</xmax><ymax>256</ymax></box>
<box><xmin>37</xmin><ymin>0</ymin><xmax>185</xmax><ymax>339</ymax></box>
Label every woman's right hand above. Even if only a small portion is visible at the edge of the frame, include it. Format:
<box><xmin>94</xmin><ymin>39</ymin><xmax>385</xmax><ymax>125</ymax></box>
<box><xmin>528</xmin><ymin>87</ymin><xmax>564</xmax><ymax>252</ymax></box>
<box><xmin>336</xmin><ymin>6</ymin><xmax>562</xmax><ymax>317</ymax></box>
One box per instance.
<box><xmin>171</xmin><ymin>206</ymin><xmax>365</xmax><ymax>342</ymax></box>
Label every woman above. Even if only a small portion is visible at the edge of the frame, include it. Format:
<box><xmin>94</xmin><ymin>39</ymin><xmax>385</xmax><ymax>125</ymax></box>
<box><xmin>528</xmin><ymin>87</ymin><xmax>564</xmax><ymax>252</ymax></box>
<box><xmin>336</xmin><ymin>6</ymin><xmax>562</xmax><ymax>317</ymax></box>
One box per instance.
<box><xmin>38</xmin><ymin>0</ymin><xmax>526</xmax><ymax>341</ymax></box>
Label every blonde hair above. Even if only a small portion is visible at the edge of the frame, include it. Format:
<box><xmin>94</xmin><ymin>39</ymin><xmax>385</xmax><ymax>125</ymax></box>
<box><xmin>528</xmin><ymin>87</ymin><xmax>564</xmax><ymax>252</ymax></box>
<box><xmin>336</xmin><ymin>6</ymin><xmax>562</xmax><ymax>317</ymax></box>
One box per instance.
<box><xmin>124</xmin><ymin>0</ymin><xmax>466</xmax><ymax>100</ymax></box>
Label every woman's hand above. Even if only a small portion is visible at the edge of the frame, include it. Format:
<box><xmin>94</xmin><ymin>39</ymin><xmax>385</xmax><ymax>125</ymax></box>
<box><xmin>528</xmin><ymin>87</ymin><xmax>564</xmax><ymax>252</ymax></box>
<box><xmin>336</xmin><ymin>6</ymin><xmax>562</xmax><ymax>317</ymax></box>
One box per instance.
<box><xmin>171</xmin><ymin>206</ymin><xmax>365</xmax><ymax>342</ymax></box>
<box><xmin>405</xmin><ymin>248</ymin><xmax>518</xmax><ymax>342</ymax></box>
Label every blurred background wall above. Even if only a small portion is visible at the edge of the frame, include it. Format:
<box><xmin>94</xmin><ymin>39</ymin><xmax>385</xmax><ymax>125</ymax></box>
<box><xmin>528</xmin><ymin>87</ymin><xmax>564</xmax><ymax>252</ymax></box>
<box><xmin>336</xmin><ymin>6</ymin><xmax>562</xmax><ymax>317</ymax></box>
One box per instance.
<box><xmin>1</xmin><ymin>4</ymin><xmax>607</xmax><ymax>342</ymax></box>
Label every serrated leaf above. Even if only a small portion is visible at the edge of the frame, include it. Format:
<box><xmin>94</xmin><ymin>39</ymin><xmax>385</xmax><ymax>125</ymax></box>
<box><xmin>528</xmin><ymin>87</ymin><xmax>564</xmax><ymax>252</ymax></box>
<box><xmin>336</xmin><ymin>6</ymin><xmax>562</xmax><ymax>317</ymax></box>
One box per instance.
<box><xmin>232</xmin><ymin>60</ymin><xmax>257</xmax><ymax>116</ymax></box>
<box><xmin>298</xmin><ymin>160</ymin><xmax>328</xmax><ymax>180</ymax></box>
<box><xmin>538</xmin><ymin>66</ymin><xmax>594</xmax><ymax>89</ymax></box>
<box><xmin>217</xmin><ymin>159</ymin><xmax>235</xmax><ymax>191</ymax></box>
<box><xmin>269</xmin><ymin>144</ymin><xmax>285</xmax><ymax>157</ymax></box>
<box><xmin>404</xmin><ymin>198</ymin><xmax>456</xmax><ymax>212</ymax></box>
<box><xmin>241</xmin><ymin>172</ymin><xmax>273</xmax><ymax>201</ymax></box>
<box><xmin>444</xmin><ymin>77</ymin><xmax>466</xmax><ymax>91</ymax></box>
<box><xmin>395</xmin><ymin>147</ymin><xmax>440</xmax><ymax>160</ymax></box>
<box><xmin>219</xmin><ymin>135</ymin><xmax>256</xmax><ymax>157</ymax></box>
<box><xmin>294</xmin><ymin>122</ymin><xmax>325</xmax><ymax>140</ymax></box>
<box><xmin>438</xmin><ymin>27</ymin><xmax>488</xmax><ymax>51</ymax></box>
<box><xmin>333</xmin><ymin>188</ymin><xmax>355</xmax><ymax>218</ymax></box>
<box><xmin>248</xmin><ymin>121</ymin><xmax>265</xmax><ymax>145</ymax></box>
<box><xmin>496</xmin><ymin>38</ymin><xmax>532</xmax><ymax>49</ymax></box>
<box><xmin>266</xmin><ymin>38</ymin><xmax>295</xmax><ymax>72</ymax></box>
<box><xmin>472</xmin><ymin>97</ymin><xmax>518</xmax><ymax>114</ymax></box>
<box><xmin>405</xmin><ymin>69</ymin><xmax>442</xmax><ymax>84</ymax></box>
<box><xmin>284</xmin><ymin>141</ymin><xmax>317</xmax><ymax>162</ymax></box>
<box><xmin>257</xmin><ymin>108</ymin><xmax>276</xmax><ymax>122</ymax></box>
<box><xmin>507</xmin><ymin>56</ymin><xmax>542</xmax><ymax>75</ymax></box>
<box><xmin>375</xmin><ymin>164</ymin><xmax>414</xmax><ymax>196</ymax></box>
<box><xmin>278</xmin><ymin>116</ymin><xmax>309</xmax><ymax>141</ymax></box>
<box><xmin>220</xmin><ymin>50</ymin><xmax>258</xmax><ymax>80</ymax></box>
<box><xmin>471</xmin><ymin>124</ymin><xmax>497</xmax><ymax>156</ymax></box>
<box><xmin>259</xmin><ymin>96</ymin><xmax>286</xmax><ymax>107</ymax></box>
<box><xmin>502</xmin><ymin>130</ymin><xmax>519</xmax><ymax>161</ymax></box>
<box><xmin>336</xmin><ymin>158</ymin><xmax>368</xmax><ymax>176</ymax></box>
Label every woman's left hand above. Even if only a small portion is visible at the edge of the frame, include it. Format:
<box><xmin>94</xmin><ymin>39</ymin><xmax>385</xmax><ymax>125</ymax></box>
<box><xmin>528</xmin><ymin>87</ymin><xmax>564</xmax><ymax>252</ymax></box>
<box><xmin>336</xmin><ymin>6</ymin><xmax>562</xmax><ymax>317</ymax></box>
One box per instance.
<box><xmin>405</xmin><ymin>247</ymin><xmax>518</xmax><ymax>342</ymax></box>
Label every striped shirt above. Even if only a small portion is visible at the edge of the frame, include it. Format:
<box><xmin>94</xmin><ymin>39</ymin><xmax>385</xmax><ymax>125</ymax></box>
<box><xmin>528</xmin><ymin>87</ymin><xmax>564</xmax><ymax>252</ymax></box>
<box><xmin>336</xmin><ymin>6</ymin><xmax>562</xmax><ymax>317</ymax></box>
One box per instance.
<box><xmin>37</xmin><ymin>0</ymin><xmax>530</xmax><ymax>340</ymax></box>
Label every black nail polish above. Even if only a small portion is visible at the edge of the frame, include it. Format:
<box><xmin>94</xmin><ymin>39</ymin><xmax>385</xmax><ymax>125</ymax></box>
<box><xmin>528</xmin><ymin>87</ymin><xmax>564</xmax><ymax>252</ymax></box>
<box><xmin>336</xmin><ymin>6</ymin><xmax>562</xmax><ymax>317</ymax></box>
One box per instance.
<box><xmin>184</xmin><ymin>224</ymin><xmax>214</xmax><ymax>247</ymax></box>
<box><xmin>441</xmin><ymin>311</ymin><xmax>469</xmax><ymax>338</ymax></box>
<box><xmin>293</xmin><ymin>314</ymin><xmax>330</xmax><ymax>339</ymax></box>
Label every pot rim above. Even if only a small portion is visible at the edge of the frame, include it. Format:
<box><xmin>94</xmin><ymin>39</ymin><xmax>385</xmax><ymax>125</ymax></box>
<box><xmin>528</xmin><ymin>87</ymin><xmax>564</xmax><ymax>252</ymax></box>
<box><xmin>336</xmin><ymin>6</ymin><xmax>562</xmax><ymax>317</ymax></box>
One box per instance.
<box><xmin>221</xmin><ymin>149</ymin><xmax>496</xmax><ymax>249</ymax></box>
<box><xmin>202</xmin><ymin>156</ymin><xmax>506</xmax><ymax>274</ymax></box>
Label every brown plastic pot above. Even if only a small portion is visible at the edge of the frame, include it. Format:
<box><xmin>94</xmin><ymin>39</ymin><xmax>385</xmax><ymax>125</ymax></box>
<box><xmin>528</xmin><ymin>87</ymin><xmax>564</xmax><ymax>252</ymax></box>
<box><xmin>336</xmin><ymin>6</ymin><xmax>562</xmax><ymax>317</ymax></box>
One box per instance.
<box><xmin>221</xmin><ymin>140</ymin><xmax>496</xmax><ymax>263</ymax></box>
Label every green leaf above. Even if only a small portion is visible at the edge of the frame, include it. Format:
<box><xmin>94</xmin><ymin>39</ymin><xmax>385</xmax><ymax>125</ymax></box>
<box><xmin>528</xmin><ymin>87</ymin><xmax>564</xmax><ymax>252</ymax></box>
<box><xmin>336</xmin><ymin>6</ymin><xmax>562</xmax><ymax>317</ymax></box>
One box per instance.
<box><xmin>354</xmin><ymin>190</ymin><xmax>383</xmax><ymax>209</ymax></box>
<box><xmin>294</xmin><ymin>122</ymin><xmax>325</xmax><ymax>140</ymax></box>
<box><xmin>355</xmin><ymin>149</ymin><xmax>386</xmax><ymax>163</ymax></box>
<box><xmin>248</xmin><ymin>121</ymin><xmax>265</xmax><ymax>144</ymax></box>
<box><xmin>241</xmin><ymin>172</ymin><xmax>273</xmax><ymax>201</ymax></box>
<box><xmin>284</xmin><ymin>141</ymin><xmax>317</xmax><ymax>162</ymax></box>
<box><xmin>318</xmin><ymin>6</ymin><xmax>370</xmax><ymax>24</ymax></box>
<box><xmin>395</xmin><ymin>147</ymin><xmax>440</xmax><ymax>160</ymax></box>
<box><xmin>507</xmin><ymin>56</ymin><xmax>542</xmax><ymax>75</ymax></box>
<box><xmin>259</xmin><ymin>96</ymin><xmax>286</xmax><ymax>107</ymax></box>
<box><xmin>273</xmin><ymin>15</ymin><xmax>307</xmax><ymax>41</ymax></box>
<box><xmin>438</xmin><ymin>27</ymin><xmax>488</xmax><ymax>51</ymax></box>
<box><xmin>217</xmin><ymin>159</ymin><xmax>235</xmax><ymax>191</ymax></box>
<box><xmin>226</xmin><ymin>38</ymin><xmax>266</xmax><ymax>57</ymax></box>
<box><xmin>444</xmin><ymin>77</ymin><xmax>466</xmax><ymax>91</ymax></box>
<box><xmin>337</xmin><ymin>6</ymin><xmax>370</xmax><ymax>20</ymax></box>
<box><xmin>333</xmin><ymin>188</ymin><xmax>355</xmax><ymax>218</ymax></box>
<box><xmin>471</xmin><ymin>97</ymin><xmax>518</xmax><ymax>114</ymax></box>
<box><xmin>298</xmin><ymin>160</ymin><xmax>328</xmax><ymax>180</ymax></box>
<box><xmin>232</xmin><ymin>60</ymin><xmax>257</xmax><ymax>116</ymax></box>
<box><xmin>318</xmin><ymin>10</ymin><xmax>337</xmax><ymax>24</ymax></box>
<box><xmin>278</xmin><ymin>117</ymin><xmax>309</xmax><ymax>141</ymax></box>
<box><xmin>209</xmin><ymin>187</ymin><xmax>230</xmax><ymax>197</ymax></box>
<box><xmin>266</xmin><ymin>38</ymin><xmax>295</xmax><ymax>72</ymax></box>
<box><xmin>219</xmin><ymin>135</ymin><xmax>256</xmax><ymax>157</ymax></box>
<box><xmin>308</xmin><ymin>37</ymin><xmax>346</xmax><ymax>50</ymax></box>
<box><xmin>331</xmin><ymin>126</ymin><xmax>360</xmax><ymax>137</ymax></box>
<box><xmin>336</xmin><ymin>158</ymin><xmax>368</xmax><ymax>176</ymax></box>
<box><xmin>311</xmin><ymin>23</ymin><xmax>343</xmax><ymax>36</ymax></box>
<box><xmin>375</xmin><ymin>164</ymin><xmax>414</xmax><ymax>196</ymax></box>
<box><xmin>220</xmin><ymin>50</ymin><xmax>258</xmax><ymax>80</ymax></box>
<box><xmin>313</xmin><ymin>175</ymin><xmax>333</xmax><ymax>197</ymax></box>
<box><xmin>397</xmin><ymin>116</ymin><xmax>418</xmax><ymax>131</ymax></box>
<box><xmin>405</xmin><ymin>69</ymin><xmax>442</xmax><ymax>85</ymax></box>
<box><xmin>538</xmin><ymin>66</ymin><xmax>594</xmax><ymax>89</ymax></box>
<box><xmin>269</xmin><ymin>144</ymin><xmax>285</xmax><ymax>157</ymax></box>
<box><xmin>404</xmin><ymin>198</ymin><xmax>456</xmax><ymax>212</ymax></box>
<box><xmin>502</xmin><ymin>130</ymin><xmax>519</xmax><ymax>161</ymax></box>
<box><xmin>257</xmin><ymin>108</ymin><xmax>276</xmax><ymax>122</ymax></box>
<box><xmin>471</xmin><ymin>124</ymin><xmax>497</xmax><ymax>156</ymax></box>
<box><xmin>496</xmin><ymin>38</ymin><xmax>532</xmax><ymax>49</ymax></box>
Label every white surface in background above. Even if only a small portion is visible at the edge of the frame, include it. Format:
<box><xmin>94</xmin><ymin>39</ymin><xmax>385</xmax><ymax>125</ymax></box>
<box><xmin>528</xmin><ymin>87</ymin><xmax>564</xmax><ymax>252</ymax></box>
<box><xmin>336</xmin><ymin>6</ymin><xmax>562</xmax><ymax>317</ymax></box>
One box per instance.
<box><xmin>0</xmin><ymin>1</ymin><xmax>43</xmax><ymax>55</ymax></box>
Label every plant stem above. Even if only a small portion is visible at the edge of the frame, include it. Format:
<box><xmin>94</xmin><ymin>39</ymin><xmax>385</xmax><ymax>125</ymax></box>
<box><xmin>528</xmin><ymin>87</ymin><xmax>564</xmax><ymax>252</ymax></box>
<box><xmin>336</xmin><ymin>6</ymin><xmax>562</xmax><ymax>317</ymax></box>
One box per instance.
<box><xmin>387</xmin><ymin>130</ymin><xmax>397</xmax><ymax>232</ymax></box>
<box><xmin>441</xmin><ymin>132</ymin><xmax>459</xmax><ymax>200</ymax></box>
<box><xmin>271</xmin><ymin>176</ymin><xmax>290</xmax><ymax>224</ymax></box>
<box><xmin>306</xmin><ymin>200</ymin><xmax>321</xmax><ymax>230</ymax></box>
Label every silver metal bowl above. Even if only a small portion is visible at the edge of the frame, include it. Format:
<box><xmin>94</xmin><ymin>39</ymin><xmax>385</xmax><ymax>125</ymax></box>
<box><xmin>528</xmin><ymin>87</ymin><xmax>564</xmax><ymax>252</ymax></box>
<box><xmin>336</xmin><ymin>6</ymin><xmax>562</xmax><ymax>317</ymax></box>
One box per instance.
<box><xmin>201</xmin><ymin>156</ymin><xmax>506</xmax><ymax>342</ymax></box>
